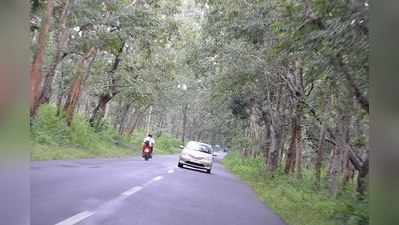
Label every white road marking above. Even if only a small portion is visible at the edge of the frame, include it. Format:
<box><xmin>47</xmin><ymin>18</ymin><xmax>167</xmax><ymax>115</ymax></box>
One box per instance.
<box><xmin>55</xmin><ymin>175</ymin><xmax>166</xmax><ymax>225</ymax></box>
<box><xmin>144</xmin><ymin>175</ymin><xmax>163</xmax><ymax>185</ymax></box>
<box><xmin>121</xmin><ymin>186</ymin><xmax>143</xmax><ymax>196</ymax></box>
<box><xmin>153</xmin><ymin>175</ymin><xmax>163</xmax><ymax>181</ymax></box>
<box><xmin>168</xmin><ymin>169</ymin><xmax>174</xmax><ymax>174</ymax></box>
<box><xmin>54</xmin><ymin>211</ymin><xmax>94</xmax><ymax>225</ymax></box>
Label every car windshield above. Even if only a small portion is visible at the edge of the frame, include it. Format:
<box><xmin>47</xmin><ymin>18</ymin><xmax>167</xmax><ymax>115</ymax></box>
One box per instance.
<box><xmin>186</xmin><ymin>142</ymin><xmax>212</xmax><ymax>154</ymax></box>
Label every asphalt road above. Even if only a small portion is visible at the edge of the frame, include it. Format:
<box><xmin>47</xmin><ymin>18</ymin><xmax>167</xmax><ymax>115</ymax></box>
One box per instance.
<box><xmin>31</xmin><ymin>154</ymin><xmax>286</xmax><ymax>225</ymax></box>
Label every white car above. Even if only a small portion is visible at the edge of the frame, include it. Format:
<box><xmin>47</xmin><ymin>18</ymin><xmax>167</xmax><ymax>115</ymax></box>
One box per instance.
<box><xmin>178</xmin><ymin>141</ymin><xmax>214</xmax><ymax>173</ymax></box>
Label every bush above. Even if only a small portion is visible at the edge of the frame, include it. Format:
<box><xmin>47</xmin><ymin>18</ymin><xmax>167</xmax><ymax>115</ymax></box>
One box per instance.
<box><xmin>32</xmin><ymin>104</ymin><xmax>106</xmax><ymax>149</ymax></box>
<box><xmin>31</xmin><ymin>104</ymin><xmax>70</xmax><ymax>145</ymax></box>
<box><xmin>123</xmin><ymin>129</ymin><xmax>181</xmax><ymax>154</ymax></box>
<box><xmin>31</xmin><ymin>104</ymin><xmax>133</xmax><ymax>159</ymax></box>
<box><xmin>31</xmin><ymin>104</ymin><xmax>182</xmax><ymax>160</ymax></box>
<box><xmin>69</xmin><ymin>115</ymin><xmax>101</xmax><ymax>149</ymax></box>
<box><xmin>224</xmin><ymin>151</ymin><xmax>369</xmax><ymax>225</ymax></box>
<box><xmin>95</xmin><ymin>120</ymin><xmax>121</xmax><ymax>144</ymax></box>
<box><xmin>127</xmin><ymin>128</ymin><xmax>147</xmax><ymax>147</ymax></box>
<box><xmin>156</xmin><ymin>133</ymin><xmax>181</xmax><ymax>154</ymax></box>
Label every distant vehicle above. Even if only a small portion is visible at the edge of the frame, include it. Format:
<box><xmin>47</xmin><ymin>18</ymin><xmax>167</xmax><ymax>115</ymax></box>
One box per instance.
<box><xmin>142</xmin><ymin>141</ymin><xmax>152</xmax><ymax>161</ymax></box>
<box><xmin>178</xmin><ymin>141</ymin><xmax>214</xmax><ymax>173</ymax></box>
<box><xmin>212</xmin><ymin>144</ymin><xmax>221</xmax><ymax>152</ymax></box>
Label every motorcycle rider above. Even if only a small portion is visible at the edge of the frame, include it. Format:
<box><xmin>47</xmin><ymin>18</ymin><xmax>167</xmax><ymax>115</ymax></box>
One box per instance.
<box><xmin>143</xmin><ymin>134</ymin><xmax>155</xmax><ymax>156</ymax></box>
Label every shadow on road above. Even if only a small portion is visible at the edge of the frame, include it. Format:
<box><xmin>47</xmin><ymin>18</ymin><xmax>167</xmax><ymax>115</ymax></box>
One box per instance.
<box><xmin>177</xmin><ymin>165</ymin><xmax>210</xmax><ymax>174</ymax></box>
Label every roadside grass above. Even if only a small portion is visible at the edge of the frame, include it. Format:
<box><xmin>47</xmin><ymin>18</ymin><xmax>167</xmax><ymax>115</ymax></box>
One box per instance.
<box><xmin>31</xmin><ymin>104</ymin><xmax>181</xmax><ymax>161</ymax></box>
<box><xmin>155</xmin><ymin>133</ymin><xmax>182</xmax><ymax>154</ymax></box>
<box><xmin>32</xmin><ymin>144</ymin><xmax>135</xmax><ymax>161</ymax></box>
<box><xmin>223</xmin><ymin>151</ymin><xmax>368</xmax><ymax>225</ymax></box>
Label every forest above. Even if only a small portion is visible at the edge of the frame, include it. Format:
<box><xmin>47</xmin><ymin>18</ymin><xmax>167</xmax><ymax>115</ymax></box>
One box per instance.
<box><xmin>30</xmin><ymin>0</ymin><xmax>369</xmax><ymax>225</ymax></box>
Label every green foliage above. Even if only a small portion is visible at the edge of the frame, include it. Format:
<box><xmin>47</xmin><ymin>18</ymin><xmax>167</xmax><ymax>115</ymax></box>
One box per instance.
<box><xmin>95</xmin><ymin>120</ymin><xmax>122</xmax><ymax>144</ymax></box>
<box><xmin>224</xmin><ymin>151</ymin><xmax>369</xmax><ymax>225</ymax></box>
<box><xmin>230</xmin><ymin>133</ymin><xmax>251</xmax><ymax>151</ymax></box>
<box><xmin>32</xmin><ymin>104</ymin><xmax>105</xmax><ymax>149</ymax></box>
<box><xmin>156</xmin><ymin>133</ymin><xmax>181</xmax><ymax>154</ymax></box>
<box><xmin>123</xmin><ymin>129</ymin><xmax>181</xmax><ymax>154</ymax></box>
<box><xmin>31</xmin><ymin>104</ymin><xmax>70</xmax><ymax>146</ymax></box>
<box><xmin>69</xmin><ymin>115</ymin><xmax>101</xmax><ymax>149</ymax></box>
<box><xmin>230</xmin><ymin>95</ymin><xmax>250</xmax><ymax>120</ymax></box>
<box><xmin>31</xmin><ymin>104</ymin><xmax>181</xmax><ymax>160</ymax></box>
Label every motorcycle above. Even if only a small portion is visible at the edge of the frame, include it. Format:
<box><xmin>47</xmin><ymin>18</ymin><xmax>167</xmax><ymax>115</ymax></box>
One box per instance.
<box><xmin>142</xmin><ymin>141</ymin><xmax>152</xmax><ymax>161</ymax></box>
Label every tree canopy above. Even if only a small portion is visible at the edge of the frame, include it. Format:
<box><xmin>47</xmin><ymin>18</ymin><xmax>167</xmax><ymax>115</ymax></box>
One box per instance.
<box><xmin>30</xmin><ymin>1</ymin><xmax>369</xmax><ymax>224</ymax></box>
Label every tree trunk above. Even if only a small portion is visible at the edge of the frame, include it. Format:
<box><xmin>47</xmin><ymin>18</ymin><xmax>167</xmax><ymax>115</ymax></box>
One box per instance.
<box><xmin>181</xmin><ymin>104</ymin><xmax>188</xmax><ymax>144</ymax></box>
<box><xmin>295</xmin><ymin>106</ymin><xmax>304</xmax><ymax>179</ymax></box>
<box><xmin>336</xmin><ymin>54</ymin><xmax>369</xmax><ymax>114</ymax></box>
<box><xmin>343</xmin><ymin>156</ymin><xmax>355</xmax><ymax>186</ymax></box>
<box><xmin>294</xmin><ymin>58</ymin><xmax>305</xmax><ymax>179</ymax></box>
<box><xmin>284</xmin><ymin>102</ymin><xmax>304</xmax><ymax>177</ymax></box>
<box><xmin>145</xmin><ymin>105</ymin><xmax>153</xmax><ymax>135</ymax></box>
<box><xmin>36</xmin><ymin>0</ymin><xmax>71</xmax><ymax>110</ymax></box>
<box><xmin>89</xmin><ymin>94</ymin><xmax>112</xmax><ymax>127</ymax></box>
<box><xmin>315</xmin><ymin>124</ymin><xmax>326</xmax><ymax>189</ymax></box>
<box><xmin>56</xmin><ymin>86</ymin><xmax>64</xmax><ymax>116</ymax></box>
<box><xmin>118</xmin><ymin>103</ymin><xmax>132</xmax><ymax>134</ymax></box>
<box><xmin>285</xmin><ymin>117</ymin><xmax>297</xmax><ymax>174</ymax></box>
<box><xmin>356</xmin><ymin>156</ymin><xmax>368</xmax><ymax>197</ymax></box>
<box><xmin>64</xmin><ymin>47</ymin><xmax>96</xmax><ymax>125</ymax></box>
<box><xmin>268</xmin><ymin>124</ymin><xmax>281</xmax><ymax>173</ymax></box>
<box><xmin>197</xmin><ymin>131</ymin><xmax>203</xmax><ymax>142</ymax></box>
<box><xmin>89</xmin><ymin>42</ymin><xmax>125</xmax><ymax>126</ymax></box>
<box><xmin>30</xmin><ymin>0</ymin><xmax>54</xmax><ymax>117</ymax></box>
<box><xmin>282</xmin><ymin>58</ymin><xmax>305</xmax><ymax>177</ymax></box>
<box><xmin>56</xmin><ymin>61</ymin><xmax>65</xmax><ymax>116</ymax></box>
<box><xmin>128</xmin><ymin>105</ymin><xmax>150</xmax><ymax>135</ymax></box>
<box><xmin>329</xmin><ymin>97</ymin><xmax>351</xmax><ymax>197</ymax></box>
<box><xmin>328</xmin><ymin>144</ymin><xmax>340</xmax><ymax>197</ymax></box>
<box><xmin>189</xmin><ymin>117</ymin><xmax>196</xmax><ymax>141</ymax></box>
<box><xmin>263</xmin><ymin>122</ymin><xmax>271</xmax><ymax>167</ymax></box>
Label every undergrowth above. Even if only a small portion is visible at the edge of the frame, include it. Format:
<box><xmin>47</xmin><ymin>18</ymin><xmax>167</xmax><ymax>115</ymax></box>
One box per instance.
<box><xmin>31</xmin><ymin>104</ymin><xmax>181</xmax><ymax>160</ymax></box>
<box><xmin>224</xmin><ymin>151</ymin><xmax>369</xmax><ymax>225</ymax></box>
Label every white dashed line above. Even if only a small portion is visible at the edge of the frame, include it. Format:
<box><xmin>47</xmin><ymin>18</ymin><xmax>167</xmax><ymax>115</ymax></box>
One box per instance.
<box><xmin>54</xmin><ymin>211</ymin><xmax>95</xmax><ymax>225</ymax></box>
<box><xmin>153</xmin><ymin>175</ymin><xmax>163</xmax><ymax>181</ymax></box>
<box><xmin>55</xmin><ymin>175</ymin><xmax>166</xmax><ymax>225</ymax></box>
<box><xmin>121</xmin><ymin>186</ymin><xmax>143</xmax><ymax>196</ymax></box>
<box><xmin>144</xmin><ymin>175</ymin><xmax>163</xmax><ymax>185</ymax></box>
<box><xmin>168</xmin><ymin>169</ymin><xmax>174</xmax><ymax>174</ymax></box>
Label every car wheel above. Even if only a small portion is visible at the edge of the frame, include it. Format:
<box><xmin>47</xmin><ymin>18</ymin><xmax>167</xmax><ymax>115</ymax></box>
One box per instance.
<box><xmin>206</xmin><ymin>169</ymin><xmax>211</xmax><ymax>174</ymax></box>
<box><xmin>178</xmin><ymin>162</ymin><xmax>183</xmax><ymax>168</ymax></box>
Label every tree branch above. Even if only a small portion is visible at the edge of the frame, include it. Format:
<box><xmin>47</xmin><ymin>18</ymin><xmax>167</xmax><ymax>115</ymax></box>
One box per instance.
<box><xmin>335</xmin><ymin>54</ymin><xmax>369</xmax><ymax>114</ymax></box>
<box><xmin>305</xmin><ymin>81</ymin><xmax>314</xmax><ymax>97</ymax></box>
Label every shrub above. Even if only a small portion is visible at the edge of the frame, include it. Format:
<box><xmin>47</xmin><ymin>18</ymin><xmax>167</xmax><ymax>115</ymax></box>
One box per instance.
<box><xmin>69</xmin><ymin>115</ymin><xmax>101</xmax><ymax>149</ymax></box>
<box><xmin>31</xmin><ymin>105</ymin><xmax>182</xmax><ymax>160</ymax></box>
<box><xmin>156</xmin><ymin>133</ymin><xmax>181</xmax><ymax>154</ymax></box>
<box><xmin>124</xmin><ymin>129</ymin><xmax>181</xmax><ymax>154</ymax></box>
<box><xmin>31</xmin><ymin>104</ymin><xmax>70</xmax><ymax>145</ymax></box>
<box><xmin>96</xmin><ymin>120</ymin><xmax>121</xmax><ymax>144</ymax></box>
<box><xmin>224</xmin><ymin>151</ymin><xmax>369</xmax><ymax>225</ymax></box>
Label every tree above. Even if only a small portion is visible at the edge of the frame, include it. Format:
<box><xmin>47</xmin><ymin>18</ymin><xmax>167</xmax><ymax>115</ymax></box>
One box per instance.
<box><xmin>31</xmin><ymin>0</ymin><xmax>54</xmax><ymax>117</ymax></box>
<box><xmin>36</xmin><ymin>0</ymin><xmax>72</xmax><ymax>109</ymax></box>
<box><xmin>63</xmin><ymin>46</ymin><xmax>97</xmax><ymax>125</ymax></box>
